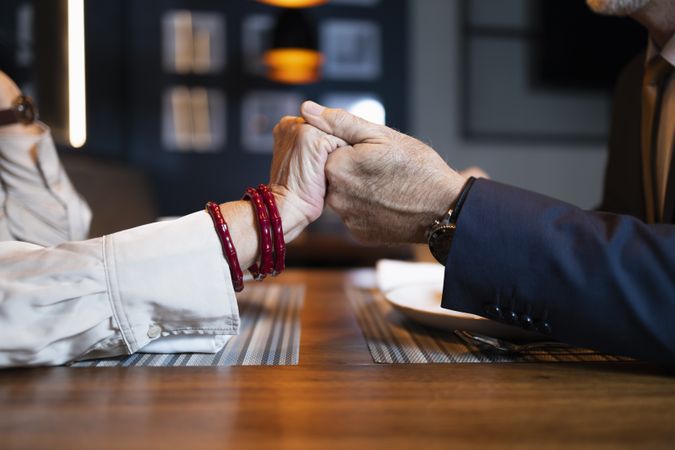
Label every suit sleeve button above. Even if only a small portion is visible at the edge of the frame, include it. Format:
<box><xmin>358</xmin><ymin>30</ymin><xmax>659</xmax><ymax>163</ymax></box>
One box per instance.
<box><xmin>539</xmin><ymin>321</ymin><xmax>552</xmax><ymax>335</ymax></box>
<box><xmin>484</xmin><ymin>304</ymin><xmax>502</xmax><ymax>320</ymax></box>
<box><xmin>506</xmin><ymin>310</ymin><xmax>519</xmax><ymax>325</ymax></box>
<box><xmin>521</xmin><ymin>315</ymin><xmax>535</xmax><ymax>330</ymax></box>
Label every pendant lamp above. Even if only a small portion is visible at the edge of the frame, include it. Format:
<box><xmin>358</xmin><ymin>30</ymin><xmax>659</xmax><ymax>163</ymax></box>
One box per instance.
<box><xmin>263</xmin><ymin>8</ymin><xmax>322</xmax><ymax>84</ymax></box>
<box><xmin>257</xmin><ymin>0</ymin><xmax>326</xmax><ymax>8</ymax></box>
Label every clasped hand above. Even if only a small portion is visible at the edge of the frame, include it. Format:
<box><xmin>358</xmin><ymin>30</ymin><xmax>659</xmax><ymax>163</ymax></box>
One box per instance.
<box><xmin>270</xmin><ymin>101</ymin><xmax>476</xmax><ymax>244</ymax></box>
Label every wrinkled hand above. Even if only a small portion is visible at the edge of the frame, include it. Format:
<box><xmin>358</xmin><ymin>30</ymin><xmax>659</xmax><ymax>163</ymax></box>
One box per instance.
<box><xmin>269</xmin><ymin>116</ymin><xmax>346</xmax><ymax>240</ymax></box>
<box><xmin>300</xmin><ymin>101</ymin><xmax>468</xmax><ymax>244</ymax></box>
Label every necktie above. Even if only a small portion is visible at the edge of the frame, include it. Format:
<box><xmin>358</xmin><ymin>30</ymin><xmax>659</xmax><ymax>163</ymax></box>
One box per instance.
<box><xmin>641</xmin><ymin>55</ymin><xmax>672</xmax><ymax>223</ymax></box>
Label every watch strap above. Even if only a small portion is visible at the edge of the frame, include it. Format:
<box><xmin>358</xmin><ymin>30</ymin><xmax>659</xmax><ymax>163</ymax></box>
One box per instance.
<box><xmin>447</xmin><ymin>176</ymin><xmax>476</xmax><ymax>227</ymax></box>
<box><xmin>427</xmin><ymin>176</ymin><xmax>476</xmax><ymax>264</ymax></box>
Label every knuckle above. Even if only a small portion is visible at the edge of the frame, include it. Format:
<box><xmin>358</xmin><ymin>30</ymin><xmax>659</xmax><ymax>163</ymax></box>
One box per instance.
<box><xmin>299</xmin><ymin>122</ymin><xmax>319</xmax><ymax>136</ymax></box>
<box><xmin>317</xmin><ymin>134</ymin><xmax>335</xmax><ymax>151</ymax></box>
<box><xmin>325</xmin><ymin>156</ymin><xmax>340</xmax><ymax>178</ymax></box>
<box><xmin>275</xmin><ymin>116</ymin><xmax>297</xmax><ymax>133</ymax></box>
<box><xmin>297</xmin><ymin>123</ymin><xmax>311</xmax><ymax>137</ymax></box>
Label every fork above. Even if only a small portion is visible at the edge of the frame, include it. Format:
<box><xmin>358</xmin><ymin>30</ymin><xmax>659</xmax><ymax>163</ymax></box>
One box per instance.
<box><xmin>453</xmin><ymin>330</ymin><xmax>597</xmax><ymax>355</ymax></box>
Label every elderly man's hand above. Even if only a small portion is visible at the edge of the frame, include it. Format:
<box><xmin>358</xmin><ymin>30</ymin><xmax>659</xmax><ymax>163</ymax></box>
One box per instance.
<box><xmin>301</xmin><ymin>101</ymin><xmax>468</xmax><ymax>244</ymax></box>
<box><xmin>269</xmin><ymin>116</ymin><xmax>346</xmax><ymax>240</ymax></box>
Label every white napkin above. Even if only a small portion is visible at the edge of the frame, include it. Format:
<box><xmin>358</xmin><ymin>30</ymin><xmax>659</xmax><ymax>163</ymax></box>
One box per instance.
<box><xmin>139</xmin><ymin>334</ymin><xmax>232</xmax><ymax>354</ymax></box>
<box><xmin>375</xmin><ymin>259</ymin><xmax>445</xmax><ymax>293</ymax></box>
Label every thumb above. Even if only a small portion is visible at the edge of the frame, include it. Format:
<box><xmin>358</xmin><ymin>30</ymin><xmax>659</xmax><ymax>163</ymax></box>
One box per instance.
<box><xmin>301</xmin><ymin>100</ymin><xmax>383</xmax><ymax>145</ymax></box>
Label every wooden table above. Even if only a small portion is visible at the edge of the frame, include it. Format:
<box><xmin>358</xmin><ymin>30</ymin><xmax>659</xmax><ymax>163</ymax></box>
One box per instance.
<box><xmin>1</xmin><ymin>270</ymin><xmax>674</xmax><ymax>450</ymax></box>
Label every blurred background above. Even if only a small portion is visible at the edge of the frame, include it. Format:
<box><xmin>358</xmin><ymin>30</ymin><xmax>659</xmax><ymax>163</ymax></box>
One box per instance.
<box><xmin>0</xmin><ymin>0</ymin><xmax>645</xmax><ymax>265</ymax></box>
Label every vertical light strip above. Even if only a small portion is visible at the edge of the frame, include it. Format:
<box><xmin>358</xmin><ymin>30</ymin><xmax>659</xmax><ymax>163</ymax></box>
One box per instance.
<box><xmin>68</xmin><ymin>0</ymin><xmax>86</xmax><ymax>148</ymax></box>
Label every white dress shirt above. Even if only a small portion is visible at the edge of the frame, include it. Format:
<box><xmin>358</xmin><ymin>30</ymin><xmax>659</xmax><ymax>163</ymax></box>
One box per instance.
<box><xmin>0</xmin><ymin>123</ymin><xmax>91</xmax><ymax>244</ymax></box>
<box><xmin>0</xmin><ymin>128</ymin><xmax>239</xmax><ymax>367</ymax></box>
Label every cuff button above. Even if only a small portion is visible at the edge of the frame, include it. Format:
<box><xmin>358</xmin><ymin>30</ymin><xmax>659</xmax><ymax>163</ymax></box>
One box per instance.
<box><xmin>521</xmin><ymin>315</ymin><xmax>535</xmax><ymax>330</ymax></box>
<box><xmin>147</xmin><ymin>324</ymin><xmax>162</xmax><ymax>339</ymax></box>
<box><xmin>539</xmin><ymin>322</ymin><xmax>552</xmax><ymax>335</ymax></box>
<box><xmin>506</xmin><ymin>311</ymin><xmax>519</xmax><ymax>325</ymax></box>
<box><xmin>484</xmin><ymin>304</ymin><xmax>502</xmax><ymax>320</ymax></box>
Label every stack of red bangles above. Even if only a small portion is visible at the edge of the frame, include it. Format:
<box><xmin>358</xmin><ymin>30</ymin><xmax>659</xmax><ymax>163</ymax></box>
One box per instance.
<box><xmin>205</xmin><ymin>184</ymin><xmax>286</xmax><ymax>292</ymax></box>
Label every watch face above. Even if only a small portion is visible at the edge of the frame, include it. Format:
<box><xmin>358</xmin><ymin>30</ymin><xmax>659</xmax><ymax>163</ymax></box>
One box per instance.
<box><xmin>12</xmin><ymin>96</ymin><xmax>36</xmax><ymax>124</ymax></box>
<box><xmin>428</xmin><ymin>225</ymin><xmax>454</xmax><ymax>265</ymax></box>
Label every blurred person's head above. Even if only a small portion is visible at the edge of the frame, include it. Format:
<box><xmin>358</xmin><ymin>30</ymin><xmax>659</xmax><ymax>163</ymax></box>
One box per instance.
<box><xmin>586</xmin><ymin>0</ymin><xmax>652</xmax><ymax>16</ymax></box>
<box><xmin>587</xmin><ymin>0</ymin><xmax>675</xmax><ymax>47</ymax></box>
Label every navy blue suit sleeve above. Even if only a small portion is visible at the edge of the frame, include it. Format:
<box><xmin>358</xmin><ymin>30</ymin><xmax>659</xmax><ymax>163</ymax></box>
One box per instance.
<box><xmin>442</xmin><ymin>179</ymin><xmax>675</xmax><ymax>363</ymax></box>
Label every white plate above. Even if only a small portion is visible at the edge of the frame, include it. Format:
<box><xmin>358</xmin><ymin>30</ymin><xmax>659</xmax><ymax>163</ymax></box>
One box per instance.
<box><xmin>384</xmin><ymin>281</ymin><xmax>542</xmax><ymax>340</ymax></box>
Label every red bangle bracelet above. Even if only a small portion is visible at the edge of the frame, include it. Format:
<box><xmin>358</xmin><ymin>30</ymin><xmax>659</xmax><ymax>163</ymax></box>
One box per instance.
<box><xmin>243</xmin><ymin>187</ymin><xmax>274</xmax><ymax>280</ymax></box>
<box><xmin>205</xmin><ymin>201</ymin><xmax>244</xmax><ymax>292</ymax></box>
<box><xmin>257</xmin><ymin>184</ymin><xmax>286</xmax><ymax>275</ymax></box>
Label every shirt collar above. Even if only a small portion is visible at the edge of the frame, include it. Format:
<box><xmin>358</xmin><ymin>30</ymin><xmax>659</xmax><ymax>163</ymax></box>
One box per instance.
<box><xmin>647</xmin><ymin>33</ymin><xmax>675</xmax><ymax>67</ymax></box>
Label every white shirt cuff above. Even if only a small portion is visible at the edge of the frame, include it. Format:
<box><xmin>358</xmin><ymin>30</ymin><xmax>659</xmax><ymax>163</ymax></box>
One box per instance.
<box><xmin>139</xmin><ymin>334</ymin><xmax>232</xmax><ymax>353</ymax></box>
<box><xmin>104</xmin><ymin>211</ymin><xmax>240</xmax><ymax>353</ymax></box>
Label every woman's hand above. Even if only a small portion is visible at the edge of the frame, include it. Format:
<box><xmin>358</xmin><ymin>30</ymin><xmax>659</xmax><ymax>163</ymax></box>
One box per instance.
<box><xmin>268</xmin><ymin>116</ymin><xmax>346</xmax><ymax>240</ymax></box>
<box><xmin>219</xmin><ymin>115</ymin><xmax>344</xmax><ymax>271</ymax></box>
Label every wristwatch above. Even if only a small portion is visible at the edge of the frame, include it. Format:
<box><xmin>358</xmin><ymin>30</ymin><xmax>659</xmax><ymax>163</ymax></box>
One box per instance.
<box><xmin>0</xmin><ymin>95</ymin><xmax>38</xmax><ymax>127</ymax></box>
<box><xmin>426</xmin><ymin>176</ymin><xmax>476</xmax><ymax>265</ymax></box>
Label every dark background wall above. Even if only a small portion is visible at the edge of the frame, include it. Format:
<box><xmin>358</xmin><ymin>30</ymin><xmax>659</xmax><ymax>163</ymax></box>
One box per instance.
<box><xmin>1</xmin><ymin>0</ymin><xmax>408</xmax><ymax>217</ymax></box>
<box><xmin>1</xmin><ymin>0</ymin><xmax>647</xmax><ymax>217</ymax></box>
<box><xmin>411</xmin><ymin>0</ymin><xmax>645</xmax><ymax>209</ymax></box>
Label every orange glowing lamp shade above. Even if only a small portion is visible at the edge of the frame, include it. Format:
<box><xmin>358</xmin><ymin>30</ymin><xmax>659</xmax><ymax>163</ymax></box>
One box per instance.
<box><xmin>265</xmin><ymin>9</ymin><xmax>321</xmax><ymax>84</ymax></box>
<box><xmin>264</xmin><ymin>48</ymin><xmax>322</xmax><ymax>84</ymax></box>
<box><xmin>257</xmin><ymin>0</ymin><xmax>327</xmax><ymax>7</ymax></box>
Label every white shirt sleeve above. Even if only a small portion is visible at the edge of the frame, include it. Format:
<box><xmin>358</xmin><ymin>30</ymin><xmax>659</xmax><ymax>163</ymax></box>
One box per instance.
<box><xmin>0</xmin><ymin>124</ymin><xmax>92</xmax><ymax>245</ymax></box>
<box><xmin>0</xmin><ymin>211</ymin><xmax>240</xmax><ymax>368</ymax></box>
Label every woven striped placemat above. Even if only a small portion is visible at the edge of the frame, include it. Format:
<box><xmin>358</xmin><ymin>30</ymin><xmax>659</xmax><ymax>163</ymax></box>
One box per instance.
<box><xmin>347</xmin><ymin>286</ymin><xmax>629</xmax><ymax>363</ymax></box>
<box><xmin>72</xmin><ymin>284</ymin><xmax>304</xmax><ymax>367</ymax></box>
